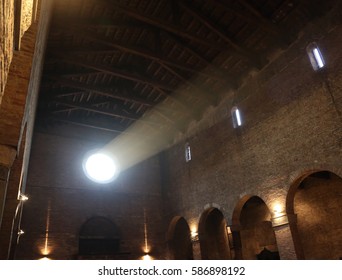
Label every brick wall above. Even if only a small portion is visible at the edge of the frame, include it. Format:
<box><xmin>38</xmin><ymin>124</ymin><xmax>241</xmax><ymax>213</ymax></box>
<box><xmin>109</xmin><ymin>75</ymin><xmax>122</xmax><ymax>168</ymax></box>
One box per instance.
<box><xmin>294</xmin><ymin>173</ymin><xmax>342</xmax><ymax>259</ymax></box>
<box><xmin>0</xmin><ymin>0</ymin><xmax>52</xmax><ymax>259</ymax></box>
<box><xmin>15</xmin><ymin>132</ymin><xmax>166</xmax><ymax>260</ymax></box>
<box><xmin>0</xmin><ymin>0</ymin><xmax>36</xmax><ymax>104</ymax></box>
<box><xmin>162</xmin><ymin>9</ymin><xmax>342</xmax><ymax>259</ymax></box>
<box><xmin>0</xmin><ymin>0</ymin><xmax>14</xmax><ymax>102</ymax></box>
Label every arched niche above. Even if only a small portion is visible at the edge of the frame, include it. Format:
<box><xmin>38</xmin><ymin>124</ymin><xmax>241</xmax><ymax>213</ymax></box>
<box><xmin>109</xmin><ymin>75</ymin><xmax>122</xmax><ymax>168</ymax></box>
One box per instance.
<box><xmin>232</xmin><ymin>195</ymin><xmax>279</xmax><ymax>260</ymax></box>
<box><xmin>166</xmin><ymin>216</ymin><xmax>193</xmax><ymax>260</ymax></box>
<box><xmin>198</xmin><ymin>207</ymin><xmax>231</xmax><ymax>260</ymax></box>
<box><xmin>287</xmin><ymin>171</ymin><xmax>342</xmax><ymax>259</ymax></box>
<box><xmin>78</xmin><ymin>216</ymin><xmax>121</xmax><ymax>257</ymax></box>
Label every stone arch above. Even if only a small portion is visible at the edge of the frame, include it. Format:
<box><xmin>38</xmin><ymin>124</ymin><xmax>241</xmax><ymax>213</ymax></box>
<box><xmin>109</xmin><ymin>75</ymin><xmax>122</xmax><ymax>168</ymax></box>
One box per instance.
<box><xmin>198</xmin><ymin>207</ymin><xmax>231</xmax><ymax>260</ymax></box>
<box><xmin>232</xmin><ymin>195</ymin><xmax>279</xmax><ymax>260</ymax></box>
<box><xmin>286</xmin><ymin>170</ymin><xmax>342</xmax><ymax>259</ymax></box>
<box><xmin>166</xmin><ymin>216</ymin><xmax>193</xmax><ymax>260</ymax></box>
<box><xmin>78</xmin><ymin>216</ymin><xmax>121</xmax><ymax>257</ymax></box>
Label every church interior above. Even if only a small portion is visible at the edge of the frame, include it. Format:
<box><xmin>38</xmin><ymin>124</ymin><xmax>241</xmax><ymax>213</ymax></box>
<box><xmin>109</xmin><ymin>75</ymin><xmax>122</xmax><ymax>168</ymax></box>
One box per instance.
<box><xmin>0</xmin><ymin>0</ymin><xmax>341</xmax><ymax>260</ymax></box>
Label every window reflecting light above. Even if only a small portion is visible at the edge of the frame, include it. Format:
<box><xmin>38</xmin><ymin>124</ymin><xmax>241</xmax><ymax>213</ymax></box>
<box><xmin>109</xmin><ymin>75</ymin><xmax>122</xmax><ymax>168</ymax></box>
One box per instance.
<box><xmin>313</xmin><ymin>48</ymin><xmax>324</xmax><ymax>69</ymax></box>
<box><xmin>231</xmin><ymin>106</ymin><xmax>243</xmax><ymax>128</ymax></box>
<box><xmin>185</xmin><ymin>143</ymin><xmax>191</xmax><ymax>162</ymax></box>
<box><xmin>307</xmin><ymin>42</ymin><xmax>325</xmax><ymax>71</ymax></box>
<box><xmin>83</xmin><ymin>152</ymin><xmax>119</xmax><ymax>184</ymax></box>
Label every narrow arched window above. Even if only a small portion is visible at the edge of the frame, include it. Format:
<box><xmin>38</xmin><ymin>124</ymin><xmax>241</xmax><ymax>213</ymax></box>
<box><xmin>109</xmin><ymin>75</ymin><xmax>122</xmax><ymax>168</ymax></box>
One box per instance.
<box><xmin>231</xmin><ymin>106</ymin><xmax>242</xmax><ymax>128</ymax></box>
<box><xmin>185</xmin><ymin>143</ymin><xmax>191</xmax><ymax>162</ymax></box>
<box><xmin>306</xmin><ymin>42</ymin><xmax>325</xmax><ymax>71</ymax></box>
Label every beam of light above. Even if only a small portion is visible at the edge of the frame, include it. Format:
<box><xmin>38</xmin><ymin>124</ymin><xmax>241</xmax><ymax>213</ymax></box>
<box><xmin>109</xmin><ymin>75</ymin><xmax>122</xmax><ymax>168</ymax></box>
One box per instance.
<box><xmin>313</xmin><ymin>48</ymin><xmax>324</xmax><ymax>69</ymax></box>
<box><xmin>143</xmin><ymin>208</ymin><xmax>150</xmax><ymax>254</ymax></box>
<box><xmin>95</xmin><ymin>53</ymin><xmax>235</xmax><ymax>174</ymax></box>
<box><xmin>42</xmin><ymin>200</ymin><xmax>51</xmax><ymax>256</ymax></box>
<box><xmin>83</xmin><ymin>152</ymin><xmax>119</xmax><ymax>183</ymax></box>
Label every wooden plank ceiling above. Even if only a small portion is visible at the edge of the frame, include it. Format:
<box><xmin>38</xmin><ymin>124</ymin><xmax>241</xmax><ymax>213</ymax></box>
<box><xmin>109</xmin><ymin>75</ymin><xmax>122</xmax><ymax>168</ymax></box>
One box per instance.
<box><xmin>35</xmin><ymin>0</ymin><xmax>334</xmax><ymax>142</ymax></box>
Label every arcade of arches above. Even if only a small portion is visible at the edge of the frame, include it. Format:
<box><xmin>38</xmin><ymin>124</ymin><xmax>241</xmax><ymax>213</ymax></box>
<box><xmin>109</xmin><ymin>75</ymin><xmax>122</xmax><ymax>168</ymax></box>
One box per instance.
<box><xmin>167</xmin><ymin>171</ymin><xmax>342</xmax><ymax>260</ymax></box>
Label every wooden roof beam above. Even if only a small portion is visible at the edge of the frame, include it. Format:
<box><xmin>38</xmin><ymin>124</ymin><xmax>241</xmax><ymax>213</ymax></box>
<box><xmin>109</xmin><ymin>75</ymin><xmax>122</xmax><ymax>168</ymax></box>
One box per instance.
<box><xmin>164</xmin><ymin>32</ymin><xmax>238</xmax><ymax>88</ymax></box>
<box><xmin>52</xmin><ymin>99</ymin><xmax>161</xmax><ymax>125</ymax></box>
<box><xmin>179</xmin><ymin>0</ymin><xmax>264</xmax><ymax>68</ymax></box>
<box><xmin>210</xmin><ymin>0</ymin><xmax>292</xmax><ymax>45</ymax></box>
<box><xmin>45</xmin><ymin>116</ymin><xmax>129</xmax><ymax>134</ymax></box>
<box><xmin>58</xmin><ymin>57</ymin><xmax>176</xmax><ymax>92</ymax></box>
<box><xmin>46</xmin><ymin>77</ymin><xmax>156</xmax><ymax>106</ymax></box>
<box><xmin>100</xmin><ymin>0</ymin><xmax>228</xmax><ymax>51</ymax></box>
<box><xmin>159</xmin><ymin>62</ymin><xmax>217</xmax><ymax>105</ymax></box>
<box><xmin>55</xmin><ymin>28</ymin><xmax>226</xmax><ymax>81</ymax></box>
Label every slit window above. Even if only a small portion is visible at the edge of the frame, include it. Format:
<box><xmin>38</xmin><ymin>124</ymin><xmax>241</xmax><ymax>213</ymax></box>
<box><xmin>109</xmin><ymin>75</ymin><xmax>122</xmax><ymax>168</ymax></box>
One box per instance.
<box><xmin>231</xmin><ymin>106</ymin><xmax>242</xmax><ymax>128</ymax></box>
<box><xmin>307</xmin><ymin>43</ymin><xmax>325</xmax><ymax>71</ymax></box>
<box><xmin>185</xmin><ymin>143</ymin><xmax>191</xmax><ymax>162</ymax></box>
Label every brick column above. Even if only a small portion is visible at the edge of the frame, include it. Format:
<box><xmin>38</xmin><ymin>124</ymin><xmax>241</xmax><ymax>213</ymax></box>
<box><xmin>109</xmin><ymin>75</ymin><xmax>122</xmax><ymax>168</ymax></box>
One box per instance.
<box><xmin>229</xmin><ymin>225</ymin><xmax>243</xmax><ymax>260</ymax></box>
<box><xmin>192</xmin><ymin>239</ymin><xmax>201</xmax><ymax>260</ymax></box>
<box><xmin>272</xmin><ymin>214</ymin><xmax>298</xmax><ymax>259</ymax></box>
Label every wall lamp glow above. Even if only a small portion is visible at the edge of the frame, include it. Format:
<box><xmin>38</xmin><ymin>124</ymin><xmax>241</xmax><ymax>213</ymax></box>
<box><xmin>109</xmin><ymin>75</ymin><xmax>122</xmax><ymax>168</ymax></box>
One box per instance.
<box><xmin>19</xmin><ymin>194</ymin><xmax>29</xmax><ymax>201</ymax></box>
<box><xmin>142</xmin><ymin>254</ymin><xmax>153</xmax><ymax>260</ymax></box>
<box><xmin>190</xmin><ymin>231</ymin><xmax>199</xmax><ymax>242</ymax></box>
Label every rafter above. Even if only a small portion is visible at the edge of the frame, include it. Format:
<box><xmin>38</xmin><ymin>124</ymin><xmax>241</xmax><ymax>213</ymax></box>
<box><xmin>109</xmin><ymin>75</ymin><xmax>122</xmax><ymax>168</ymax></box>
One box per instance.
<box><xmin>52</xmin><ymin>99</ymin><xmax>161</xmax><ymax>125</ymax></box>
<box><xmin>210</xmin><ymin>0</ymin><xmax>291</xmax><ymax>44</ymax></box>
<box><xmin>46</xmin><ymin>77</ymin><xmax>156</xmax><ymax>106</ymax></box>
<box><xmin>159</xmin><ymin>62</ymin><xmax>217</xmax><ymax>105</ymax></box>
<box><xmin>100</xmin><ymin>0</ymin><xmax>228</xmax><ymax>50</ymax></box>
<box><xmin>39</xmin><ymin>89</ymin><xmax>86</xmax><ymax>98</ymax></box>
<box><xmin>52</xmin><ymin>101</ymin><xmax>110</xmax><ymax>113</ymax></box>
<box><xmin>51</xmin><ymin>17</ymin><xmax>153</xmax><ymax>30</ymax></box>
<box><xmin>179</xmin><ymin>0</ymin><xmax>263</xmax><ymax>67</ymax></box>
<box><xmin>164</xmin><ymin>32</ymin><xmax>238</xmax><ymax>88</ymax></box>
<box><xmin>52</xmin><ymin>26</ymin><xmax>226</xmax><ymax>81</ymax></box>
<box><xmin>57</xmin><ymin>56</ymin><xmax>176</xmax><ymax>92</ymax></box>
<box><xmin>43</xmin><ymin>69</ymin><xmax>100</xmax><ymax>78</ymax></box>
<box><xmin>45</xmin><ymin>116</ymin><xmax>129</xmax><ymax>134</ymax></box>
<box><xmin>46</xmin><ymin>47</ymin><xmax>119</xmax><ymax>56</ymax></box>
<box><xmin>48</xmin><ymin>54</ymin><xmax>213</xmax><ymax>118</ymax></box>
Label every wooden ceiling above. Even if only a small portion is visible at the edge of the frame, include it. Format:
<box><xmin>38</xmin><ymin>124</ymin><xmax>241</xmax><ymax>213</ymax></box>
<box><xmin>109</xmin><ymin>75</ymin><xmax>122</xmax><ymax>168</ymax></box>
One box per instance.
<box><xmin>35</xmin><ymin>0</ymin><xmax>335</xmax><ymax>142</ymax></box>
